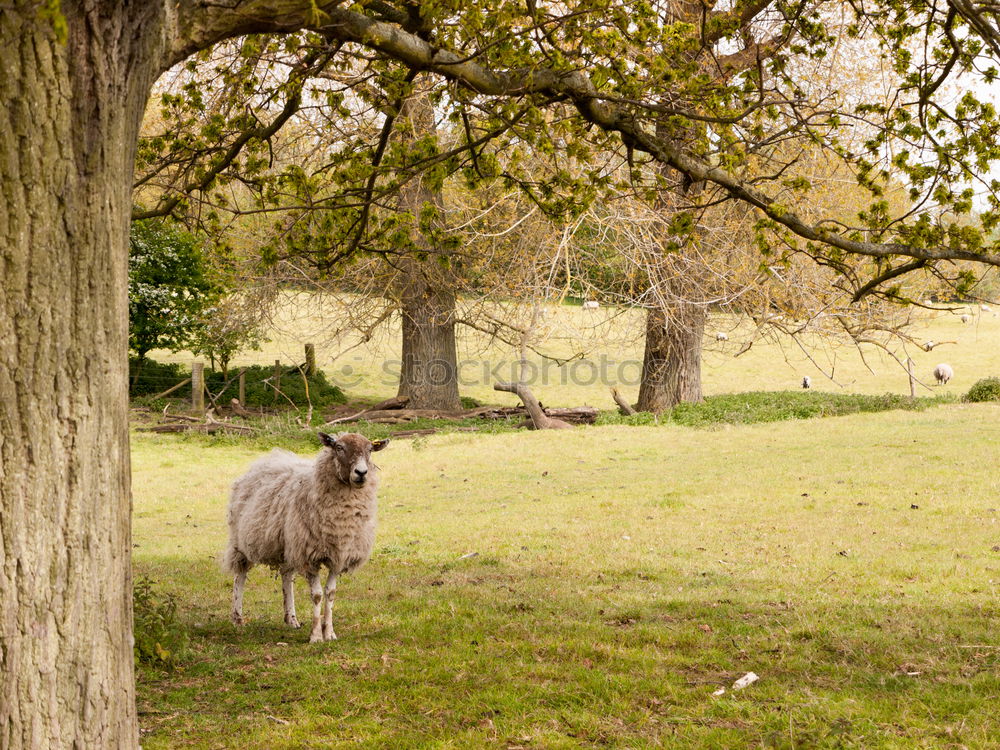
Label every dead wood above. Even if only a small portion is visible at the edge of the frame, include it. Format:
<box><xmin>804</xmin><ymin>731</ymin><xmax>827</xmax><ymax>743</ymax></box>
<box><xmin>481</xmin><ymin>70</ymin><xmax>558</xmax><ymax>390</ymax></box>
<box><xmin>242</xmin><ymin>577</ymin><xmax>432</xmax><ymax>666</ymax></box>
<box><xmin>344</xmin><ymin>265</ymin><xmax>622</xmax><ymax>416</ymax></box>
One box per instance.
<box><xmin>494</xmin><ymin>382</ymin><xmax>573</xmax><ymax>429</ymax></box>
<box><xmin>230</xmin><ymin>398</ymin><xmax>253</xmax><ymax>418</ymax></box>
<box><xmin>391</xmin><ymin>428</ymin><xmax>438</xmax><ymax>437</ymax></box>
<box><xmin>611</xmin><ymin>387</ymin><xmax>637</xmax><ymax>416</ymax></box>
<box><xmin>150</xmin><ymin>377</ymin><xmax>191</xmax><ymax>401</ymax></box>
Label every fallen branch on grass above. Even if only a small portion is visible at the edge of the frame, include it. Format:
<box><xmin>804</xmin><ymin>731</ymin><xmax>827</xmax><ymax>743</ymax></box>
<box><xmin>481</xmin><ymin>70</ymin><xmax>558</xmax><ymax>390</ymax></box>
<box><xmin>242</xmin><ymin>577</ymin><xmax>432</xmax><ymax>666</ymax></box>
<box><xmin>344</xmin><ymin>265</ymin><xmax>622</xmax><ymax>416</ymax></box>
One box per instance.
<box><xmin>610</xmin><ymin>387</ymin><xmax>636</xmax><ymax>416</ymax></box>
<box><xmin>494</xmin><ymin>382</ymin><xmax>573</xmax><ymax>429</ymax></box>
<box><xmin>323</xmin><ymin>396</ymin><xmax>411</xmax><ymax>426</ymax></box>
<box><xmin>139</xmin><ymin>407</ymin><xmax>258</xmax><ymax>435</ymax></box>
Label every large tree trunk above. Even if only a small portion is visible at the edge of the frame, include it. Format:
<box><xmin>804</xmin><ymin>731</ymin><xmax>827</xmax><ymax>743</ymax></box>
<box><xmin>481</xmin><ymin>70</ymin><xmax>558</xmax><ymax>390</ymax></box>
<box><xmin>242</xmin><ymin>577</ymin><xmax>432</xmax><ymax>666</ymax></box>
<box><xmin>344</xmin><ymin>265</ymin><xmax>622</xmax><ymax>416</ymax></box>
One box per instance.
<box><xmin>397</xmin><ymin>282</ymin><xmax>461</xmax><ymax>410</ymax></box>
<box><xmin>393</xmin><ymin>80</ymin><xmax>461</xmax><ymax>411</ymax></box>
<box><xmin>636</xmin><ymin>299</ymin><xmax>706</xmax><ymax>412</ymax></box>
<box><xmin>0</xmin><ymin>2</ymin><xmax>367</xmax><ymax>748</ymax></box>
<box><xmin>0</xmin><ymin>6</ymin><xmax>165</xmax><ymax>748</ymax></box>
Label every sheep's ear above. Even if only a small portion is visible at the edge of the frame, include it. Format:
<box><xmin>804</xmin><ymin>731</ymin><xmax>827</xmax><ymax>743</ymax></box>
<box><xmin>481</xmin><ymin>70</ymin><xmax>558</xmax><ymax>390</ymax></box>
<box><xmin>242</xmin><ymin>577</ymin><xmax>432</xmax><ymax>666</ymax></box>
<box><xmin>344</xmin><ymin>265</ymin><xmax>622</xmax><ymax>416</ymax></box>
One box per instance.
<box><xmin>371</xmin><ymin>438</ymin><xmax>390</xmax><ymax>452</ymax></box>
<box><xmin>318</xmin><ymin>432</ymin><xmax>337</xmax><ymax>448</ymax></box>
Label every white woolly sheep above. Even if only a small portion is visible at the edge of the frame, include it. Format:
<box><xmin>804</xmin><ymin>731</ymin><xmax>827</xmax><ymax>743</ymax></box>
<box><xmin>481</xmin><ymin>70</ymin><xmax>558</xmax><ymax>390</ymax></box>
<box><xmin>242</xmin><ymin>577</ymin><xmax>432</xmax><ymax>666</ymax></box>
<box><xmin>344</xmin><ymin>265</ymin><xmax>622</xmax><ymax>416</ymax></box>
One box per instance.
<box><xmin>801</xmin><ymin>376</ymin><xmax>811</xmax><ymax>389</ymax></box>
<box><xmin>961</xmin><ymin>314</ymin><xmax>971</xmax><ymax>324</ymax></box>
<box><xmin>582</xmin><ymin>300</ymin><xmax>600</xmax><ymax>309</ymax></box>
<box><xmin>933</xmin><ymin>363</ymin><xmax>954</xmax><ymax>385</ymax></box>
<box><xmin>223</xmin><ymin>432</ymin><xmax>390</xmax><ymax>642</ymax></box>
<box><xmin>981</xmin><ymin>304</ymin><xmax>991</xmax><ymax>312</ymax></box>
<box><xmin>715</xmin><ymin>332</ymin><xmax>729</xmax><ymax>342</ymax></box>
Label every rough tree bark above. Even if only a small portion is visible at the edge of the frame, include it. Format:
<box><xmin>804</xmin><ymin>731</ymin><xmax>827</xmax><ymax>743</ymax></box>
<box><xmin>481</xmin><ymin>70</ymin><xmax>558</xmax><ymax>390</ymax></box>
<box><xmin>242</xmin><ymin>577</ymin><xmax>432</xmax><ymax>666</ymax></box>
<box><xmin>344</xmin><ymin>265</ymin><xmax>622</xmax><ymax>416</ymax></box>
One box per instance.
<box><xmin>635</xmin><ymin>301</ymin><xmax>706</xmax><ymax>412</ymax></box>
<box><xmin>393</xmin><ymin>80</ymin><xmax>461</xmax><ymax>411</ymax></box>
<box><xmin>0</xmin><ymin>2</ymin><xmax>345</xmax><ymax>747</ymax></box>
<box><xmin>0</xmin><ymin>6</ymin><xmax>166</xmax><ymax>747</ymax></box>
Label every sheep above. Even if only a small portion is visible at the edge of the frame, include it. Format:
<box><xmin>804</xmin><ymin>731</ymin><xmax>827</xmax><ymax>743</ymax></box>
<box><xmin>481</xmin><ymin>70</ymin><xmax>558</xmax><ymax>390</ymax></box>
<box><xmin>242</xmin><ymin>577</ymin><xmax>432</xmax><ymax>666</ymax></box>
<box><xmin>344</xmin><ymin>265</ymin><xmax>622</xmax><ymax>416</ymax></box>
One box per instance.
<box><xmin>223</xmin><ymin>432</ymin><xmax>390</xmax><ymax>643</ymax></box>
<box><xmin>923</xmin><ymin>340</ymin><xmax>936</xmax><ymax>351</ymax></box>
<box><xmin>981</xmin><ymin>304</ymin><xmax>991</xmax><ymax>312</ymax></box>
<box><xmin>801</xmin><ymin>376</ymin><xmax>811</xmax><ymax>389</ymax></box>
<box><xmin>715</xmin><ymin>332</ymin><xmax>729</xmax><ymax>342</ymax></box>
<box><xmin>582</xmin><ymin>300</ymin><xmax>600</xmax><ymax>309</ymax></box>
<box><xmin>961</xmin><ymin>314</ymin><xmax>971</xmax><ymax>324</ymax></box>
<box><xmin>933</xmin><ymin>363</ymin><xmax>954</xmax><ymax>385</ymax></box>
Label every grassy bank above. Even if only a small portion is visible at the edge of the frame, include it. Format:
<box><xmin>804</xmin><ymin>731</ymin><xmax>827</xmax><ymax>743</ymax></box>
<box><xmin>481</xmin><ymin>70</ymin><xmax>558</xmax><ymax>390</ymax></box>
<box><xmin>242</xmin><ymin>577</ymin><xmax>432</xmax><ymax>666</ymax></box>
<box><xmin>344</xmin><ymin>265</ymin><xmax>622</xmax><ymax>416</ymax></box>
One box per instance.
<box><xmin>134</xmin><ymin>403</ymin><xmax>1000</xmax><ymax>748</ymax></box>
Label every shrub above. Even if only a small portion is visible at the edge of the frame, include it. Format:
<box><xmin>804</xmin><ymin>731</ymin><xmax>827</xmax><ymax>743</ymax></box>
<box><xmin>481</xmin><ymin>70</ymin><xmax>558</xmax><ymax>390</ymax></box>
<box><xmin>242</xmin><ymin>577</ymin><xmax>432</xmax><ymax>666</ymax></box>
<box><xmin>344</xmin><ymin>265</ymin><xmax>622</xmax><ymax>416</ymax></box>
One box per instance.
<box><xmin>964</xmin><ymin>377</ymin><xmax>1000</xmax><ymax>403</ymax></box>
<box><xmin>133</xmin><ymin>577</ymin><xmax>188</xmax><ymax>670</ymax></box>
<box><xmin>128</xmin><ymin>357</ymin><xmax>188</xmax><ymax>397</ymax></box>
<box><xmin>128</xmin><ymin>358</ymin><xmax>346</xmax><ymax>407</ymax></box>
<box><xmin>129</xmin><ymin>218</ymin><xmax>219</xmax><ymax>364</ymax></box>
<box><xmin>205</xmin><ymin>364</ymin><xmax>345</xmax><ymax>408</ymax></box>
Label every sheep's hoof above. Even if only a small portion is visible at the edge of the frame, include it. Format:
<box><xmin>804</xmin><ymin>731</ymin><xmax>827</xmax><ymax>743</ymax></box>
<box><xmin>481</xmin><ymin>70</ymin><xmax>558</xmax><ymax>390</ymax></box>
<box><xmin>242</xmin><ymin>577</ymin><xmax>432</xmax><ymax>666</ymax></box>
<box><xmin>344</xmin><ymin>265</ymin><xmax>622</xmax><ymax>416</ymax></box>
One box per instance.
<box><xmin>323</xmin><ymin>629</ymin><xmax>337</xmax><ymax>642</ymax></box>
<box><xmin>232</xmin><ymin>614</ymin><xmax>245</xmax><ymax>626</ymax></box>
<box><xmin>308</xmin><ymin>631</ymin><xmax>324</xmax><ymax>644</ymax></box>
<box><xmin>285</xmin><ymin>615</ymin><xmax>301</xmax><ymax>628</ymax></box>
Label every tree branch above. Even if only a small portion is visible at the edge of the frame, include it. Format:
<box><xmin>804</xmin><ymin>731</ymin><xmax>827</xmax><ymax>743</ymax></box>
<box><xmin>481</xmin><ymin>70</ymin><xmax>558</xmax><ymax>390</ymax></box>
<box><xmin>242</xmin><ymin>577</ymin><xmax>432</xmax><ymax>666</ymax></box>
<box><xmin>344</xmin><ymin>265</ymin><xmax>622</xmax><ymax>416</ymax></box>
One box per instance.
<box><xmin>312</xmin><ymin>5</ymin><xmax>1000</xmax><ymax>268</ymax></box>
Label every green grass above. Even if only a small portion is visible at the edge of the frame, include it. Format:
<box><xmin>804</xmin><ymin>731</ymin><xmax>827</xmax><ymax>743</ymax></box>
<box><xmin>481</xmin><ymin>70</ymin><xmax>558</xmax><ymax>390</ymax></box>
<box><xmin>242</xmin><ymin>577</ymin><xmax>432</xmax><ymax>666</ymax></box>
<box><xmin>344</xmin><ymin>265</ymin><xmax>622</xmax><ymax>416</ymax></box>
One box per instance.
<box><xmin>133</xmin><ymin>403</ymin><xmax>1000</xmax><ymax>748</ymax></box>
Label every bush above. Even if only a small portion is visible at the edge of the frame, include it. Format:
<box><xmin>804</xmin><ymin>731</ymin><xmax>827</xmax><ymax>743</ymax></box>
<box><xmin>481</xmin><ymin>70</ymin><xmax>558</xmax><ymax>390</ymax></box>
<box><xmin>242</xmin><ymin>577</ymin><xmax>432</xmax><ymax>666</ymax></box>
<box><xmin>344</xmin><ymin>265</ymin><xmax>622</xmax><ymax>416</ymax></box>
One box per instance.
<box><xmin>128</xmin><ymin>357</ymin><xmax>188</xmax><ymax>397</ymax></box>
<box><xmin>205</xmin><ymin>364</ymin><xmax>345</xmax><ymax>408</ymax></box>
<box><xmin>964</xmin><ymin>377</ymin><xmax>1000</xmax><ymax>402</ymax></box>
<box><xmin>128</xmin><ymin>358</ymin><xmax>346</xmax><ymax>407</ymax></box>
<box><xmin>129</xmin><ymin>218</ymin><xmax>218</xmax><ymax>362</ymax></box>
<box><xmin>133</xmin><ymin>577</ymin><xmax>187</xmax><ymax>670</ymax></box>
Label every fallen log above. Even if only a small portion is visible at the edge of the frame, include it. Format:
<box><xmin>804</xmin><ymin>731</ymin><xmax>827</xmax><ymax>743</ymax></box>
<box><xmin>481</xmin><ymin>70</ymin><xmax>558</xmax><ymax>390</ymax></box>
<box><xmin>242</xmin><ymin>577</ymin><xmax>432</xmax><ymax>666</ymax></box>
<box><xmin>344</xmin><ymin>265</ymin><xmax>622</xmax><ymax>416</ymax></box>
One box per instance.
<box><xmin>494</xmin><ymin>382</ymin><xmax>573</xmax><ymax>429</ymax></box>
<box><xmin>328</xmin><ymin>406</ymin><xmax>494</xmax><ymax>424</ymax></box>
<box><xmin>479</xmin><ymin>405</ymin><xmax>598</xmax><ymax>424</ymax></box>
<box><xmin>230</xmin><ymin>398</ymin><xmax>253</xmax><ymax>418</ymax></box>
<box><xmin>138</xmin><ymin>422</ymin><xmax>256</xmax><ymax>434</ymax></box>
<box><xmin>371</xmin><ymin>395</ymin><xmax>409</xmax><ymax>410</ymax></box>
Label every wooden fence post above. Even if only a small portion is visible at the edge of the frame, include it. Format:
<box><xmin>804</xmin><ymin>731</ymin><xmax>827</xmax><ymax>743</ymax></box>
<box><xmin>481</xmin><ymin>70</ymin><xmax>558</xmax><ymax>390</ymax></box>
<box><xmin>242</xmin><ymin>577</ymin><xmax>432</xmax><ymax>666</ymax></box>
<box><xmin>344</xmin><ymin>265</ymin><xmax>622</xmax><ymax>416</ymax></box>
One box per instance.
<box><xmin>192</xmin><ymin>361</ymin><xmax>205</xmax><ymax>414</ymax></box>
<box><xmin>238</xmin><ymin>370</ymin><xmax>246</xmax><ymax>406</ymax></box>
<box><xmin>304</xmin><ymin>343</ymin><xmax>316</xmax><ymax>377</ymax></box>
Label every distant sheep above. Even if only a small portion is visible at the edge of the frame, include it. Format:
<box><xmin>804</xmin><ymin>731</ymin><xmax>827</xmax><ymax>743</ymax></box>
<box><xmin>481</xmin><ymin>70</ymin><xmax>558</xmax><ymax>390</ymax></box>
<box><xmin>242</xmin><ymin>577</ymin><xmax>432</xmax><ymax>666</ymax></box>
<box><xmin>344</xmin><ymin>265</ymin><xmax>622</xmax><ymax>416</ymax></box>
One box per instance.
<box><xmin>582</xmin><ymin>300</ymin><xmax>600</xmax><ymax>309</ymax></box>
<box><xmin>223</xmin><ymin>432</ymin><xmax>390</xmax><ymax>642</ymax></box>
<box><xmin>715</xmin><ymin>332</ymin><xmax>729</xmax><ymax>342</ymax></box>
<box><xmin>801</xmin><ymin>376</ymin><xmax>811</xmax><ymax>389</ymax></box>
<box><xmin>961</xmin><ymin>314</ymin><xmax>971</xmax><ymax>324</ymax></box>
<box><xmin>933</xmin><ymin>363</ymin><xmax>954</xmax><ymax>385</ymax></box>
<box><xmin>981</xmin><ymin>304</ymin><xmax>991</xmax><ymax>312</ymax></box>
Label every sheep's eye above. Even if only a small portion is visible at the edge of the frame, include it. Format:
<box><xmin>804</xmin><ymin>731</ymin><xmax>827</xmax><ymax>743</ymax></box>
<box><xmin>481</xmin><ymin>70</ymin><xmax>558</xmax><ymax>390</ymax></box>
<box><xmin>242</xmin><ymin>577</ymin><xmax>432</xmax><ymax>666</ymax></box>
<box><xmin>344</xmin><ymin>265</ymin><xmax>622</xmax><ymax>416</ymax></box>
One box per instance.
<box><xmin>335</xmin><ymin>445</ymin><xmax>345</xmax><ymax>453</ymax></box>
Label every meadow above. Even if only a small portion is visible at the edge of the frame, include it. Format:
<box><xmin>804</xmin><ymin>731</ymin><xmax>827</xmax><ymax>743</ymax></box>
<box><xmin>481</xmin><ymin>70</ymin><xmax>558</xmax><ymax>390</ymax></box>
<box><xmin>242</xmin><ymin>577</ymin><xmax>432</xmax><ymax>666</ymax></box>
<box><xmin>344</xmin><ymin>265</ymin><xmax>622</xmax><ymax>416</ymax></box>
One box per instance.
<box><xmin>134</xmin><ymin>298</ymin><xmax>1000</xmax><ymax>748</ymax></box>
<box><xmin>149</xmin><ymin>295</ymin><xmax>1000</xmax><ymax>408</ymax></box>
<box><xmin>134</xmin><ymin>407</ymin><xmax>1000</xmax><ymax>748</ymax></box>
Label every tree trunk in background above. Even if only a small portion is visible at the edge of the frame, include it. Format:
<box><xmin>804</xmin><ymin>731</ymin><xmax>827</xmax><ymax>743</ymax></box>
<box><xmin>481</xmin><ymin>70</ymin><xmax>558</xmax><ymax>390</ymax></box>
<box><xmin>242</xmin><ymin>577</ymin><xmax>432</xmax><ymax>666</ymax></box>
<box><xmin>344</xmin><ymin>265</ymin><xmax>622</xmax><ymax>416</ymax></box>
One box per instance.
<box><xmin>0</xmin><ymin>6</ymin><xmax>165</xmax><ymax>747</ymax></box>
<box><xmin>397</xmin><ymin>281</ymin><xmax>461</xmax><ymax>410</ymax></box>
<box><xmin>636</xmin><ymin>301</ymin><xmax>705</xmax><ymax>412</ymax></box>
<box><xmin>393</xmin><ymin>80</ymin><xmax>461</xmax><ymax>411</ymax></box>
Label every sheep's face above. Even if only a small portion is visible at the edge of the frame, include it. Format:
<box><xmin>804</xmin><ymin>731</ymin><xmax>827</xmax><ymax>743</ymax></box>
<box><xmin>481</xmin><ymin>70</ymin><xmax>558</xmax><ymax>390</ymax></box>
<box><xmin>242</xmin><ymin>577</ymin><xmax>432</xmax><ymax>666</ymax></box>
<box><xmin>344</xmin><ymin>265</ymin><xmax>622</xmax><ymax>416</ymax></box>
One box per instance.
<box><xmin>319</xmin><ymin>432</ymin><xmax>390</xmax><ymax>487</ymax></box>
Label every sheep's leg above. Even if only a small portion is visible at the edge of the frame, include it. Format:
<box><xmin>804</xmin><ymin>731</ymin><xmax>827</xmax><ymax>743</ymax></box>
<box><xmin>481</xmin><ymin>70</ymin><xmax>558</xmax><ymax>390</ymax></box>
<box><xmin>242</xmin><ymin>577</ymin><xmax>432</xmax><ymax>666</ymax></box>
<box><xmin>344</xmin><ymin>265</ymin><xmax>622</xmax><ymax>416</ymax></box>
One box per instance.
<box><xmin>322</xmin><ymin>573</ymin><xmax>338</xmax><ymax>641</ymax></box>
<box><xmin>305</xmin><ymin>572</ymin><xmax>324</xmax><ymax>643</ymax></box>
<box><xmin>282</xmin><ymin>570</ymin><xmax>300</xmax><ymax>628</ymax></box>
<box><xmin>231</xmin><ymin>570</ymin><xmax>247</xmax><ymax>626</ymax></box>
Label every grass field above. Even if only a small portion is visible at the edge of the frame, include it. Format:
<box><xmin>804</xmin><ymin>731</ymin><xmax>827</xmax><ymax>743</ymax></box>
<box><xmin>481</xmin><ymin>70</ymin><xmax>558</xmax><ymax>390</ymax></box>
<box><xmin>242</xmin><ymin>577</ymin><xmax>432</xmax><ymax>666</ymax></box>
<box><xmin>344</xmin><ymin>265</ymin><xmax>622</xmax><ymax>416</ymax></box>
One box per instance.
<box><xmin>148</xmin><ymin>294</ymin><xmax>1000</xmax><ymax>408</ymax></box>
<box><xmin>133</xmin><ymin>403</ymin><xmax>1000</xmax><ymax>748</ymax></box>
